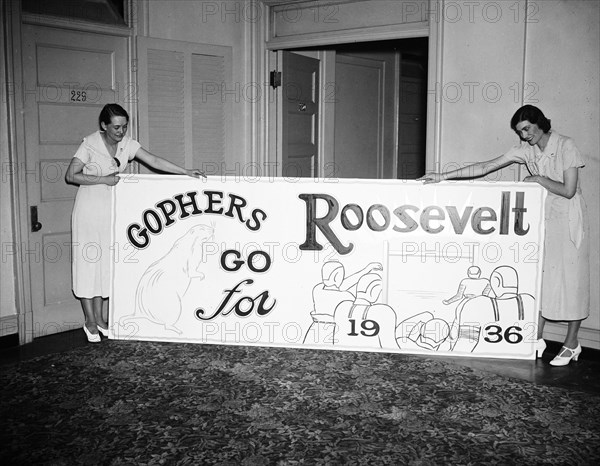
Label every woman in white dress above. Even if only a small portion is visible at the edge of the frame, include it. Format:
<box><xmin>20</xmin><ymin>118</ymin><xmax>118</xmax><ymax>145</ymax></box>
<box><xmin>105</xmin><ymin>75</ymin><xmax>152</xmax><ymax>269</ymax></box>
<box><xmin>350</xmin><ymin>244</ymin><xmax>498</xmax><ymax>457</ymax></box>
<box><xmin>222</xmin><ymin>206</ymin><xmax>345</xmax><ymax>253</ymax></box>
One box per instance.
<box><xmin>66</xmin><ymin>104</ymin><xmax>204</xmax><ymax>343</ymax></box>
<box><xmin>418</xmin><ymin>105</ymin><xmax>589</xmax><ymax>366</ymax></box>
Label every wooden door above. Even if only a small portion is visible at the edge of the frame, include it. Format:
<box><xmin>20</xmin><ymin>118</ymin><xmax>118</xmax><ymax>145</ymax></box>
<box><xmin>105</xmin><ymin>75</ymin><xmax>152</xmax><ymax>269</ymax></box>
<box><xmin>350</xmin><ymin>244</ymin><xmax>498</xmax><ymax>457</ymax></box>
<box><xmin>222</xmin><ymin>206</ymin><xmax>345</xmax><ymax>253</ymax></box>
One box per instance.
<box><xmin>398</xmin><ymin>76</ymin><xmax>426</xmax><ymax>179</ymax></box>
<box><xmin>333</xmin><ymin>54</ymin><xmax>386</xmax><ymax>179</ymax></box>
<box><xmin>21</xmin><ymin>24</ymin><xmax>128</xmax><ymax>337</ymax></box>
<box><xmin>281</xmin><ymin>51</ymin><xmax>320</xmax><ymax>178</ymax></box>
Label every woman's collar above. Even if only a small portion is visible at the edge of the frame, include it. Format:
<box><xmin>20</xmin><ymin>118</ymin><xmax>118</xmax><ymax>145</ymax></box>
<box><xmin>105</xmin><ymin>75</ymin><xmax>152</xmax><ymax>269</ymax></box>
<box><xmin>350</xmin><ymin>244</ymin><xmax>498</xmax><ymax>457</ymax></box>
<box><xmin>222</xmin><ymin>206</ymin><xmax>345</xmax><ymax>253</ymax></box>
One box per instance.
<box><xmin>535</xmin><ymin>131</ymin><xmax>558</xmax><ymax>158</ymax></box>
<box><xmin>542</xmin><ymin>131</ymin><xmax>558</xmax><ymax>156</ymax></box>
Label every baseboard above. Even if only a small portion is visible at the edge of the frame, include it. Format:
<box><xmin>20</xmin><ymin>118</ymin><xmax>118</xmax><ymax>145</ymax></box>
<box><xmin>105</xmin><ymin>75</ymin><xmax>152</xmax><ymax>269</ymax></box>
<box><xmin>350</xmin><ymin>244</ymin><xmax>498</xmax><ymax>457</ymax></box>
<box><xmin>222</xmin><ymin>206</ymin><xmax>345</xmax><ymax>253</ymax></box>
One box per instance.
<box><xmin>0</xmin><ymin>315</ymin><xmax>18</xmax><ymax>337</ymax></box>
<box><xmin>544</xmin><ymin>322</ymin><xmax>600</xmax><ymax>350</ymax></box>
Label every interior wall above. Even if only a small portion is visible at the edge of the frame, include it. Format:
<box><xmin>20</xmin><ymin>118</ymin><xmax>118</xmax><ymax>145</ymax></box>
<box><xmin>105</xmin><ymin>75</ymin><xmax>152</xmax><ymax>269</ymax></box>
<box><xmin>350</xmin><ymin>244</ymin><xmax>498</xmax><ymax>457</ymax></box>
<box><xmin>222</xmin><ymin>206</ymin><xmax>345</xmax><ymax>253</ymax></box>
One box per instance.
<box><xmin>523</xmin><ymin>0</ymin><xmax>599</xmax><ymax>343</ymax></box>
<box><xmin>439</xmin><ymin>0</ymin><xmax>527</xmax><ymax>180</ymax></box>
<box><xmin>439</xmin><ymin>0</ymin><xmax>599</xmax><ymax>347</ymax></box>
<box><xmin>143</xmin><ymin>0</ymin><xmax>251</xmax><ymax>172</ymax></box>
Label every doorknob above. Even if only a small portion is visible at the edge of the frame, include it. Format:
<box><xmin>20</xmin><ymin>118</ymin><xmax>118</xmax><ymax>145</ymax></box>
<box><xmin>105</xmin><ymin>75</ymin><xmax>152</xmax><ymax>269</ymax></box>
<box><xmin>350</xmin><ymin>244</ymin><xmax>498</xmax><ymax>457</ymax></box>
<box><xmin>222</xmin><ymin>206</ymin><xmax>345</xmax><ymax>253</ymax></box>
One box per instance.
<box><xmin>30</xmin><ymin>206</ymin><xmax>42</xmax><ymax>232</ymax></box>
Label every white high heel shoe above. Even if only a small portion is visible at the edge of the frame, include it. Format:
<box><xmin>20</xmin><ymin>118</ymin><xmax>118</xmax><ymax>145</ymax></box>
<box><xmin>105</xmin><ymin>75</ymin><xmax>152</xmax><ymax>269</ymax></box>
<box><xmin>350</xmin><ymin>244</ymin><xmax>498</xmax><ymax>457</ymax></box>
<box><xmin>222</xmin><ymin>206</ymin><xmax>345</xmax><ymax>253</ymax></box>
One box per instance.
<box><xmin>83</xmin><ymin>324</ymin><xmax>101</xmax><ymax>343</ymax></box>
<box><xmin>535</xmin><ymin>339</ymin><xmax>547</xmax><ymax>358</ymax></box>
<box><xmin>97</xmin><ymin>325</ymin><xmax>109</xmax><ymax>337</ymax></box>
<box><xmin>549</xmin><ymin>343</ymin><xmax>582</xmax><ymax>366</ymax></box>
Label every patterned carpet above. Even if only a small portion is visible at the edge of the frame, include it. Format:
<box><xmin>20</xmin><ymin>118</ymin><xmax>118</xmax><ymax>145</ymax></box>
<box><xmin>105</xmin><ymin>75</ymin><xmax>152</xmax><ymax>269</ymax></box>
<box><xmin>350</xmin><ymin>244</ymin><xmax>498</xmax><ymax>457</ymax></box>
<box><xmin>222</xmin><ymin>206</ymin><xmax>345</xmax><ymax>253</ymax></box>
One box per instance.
<box><xmin>1</xmin><ymin>340</ymin><xmax>599</xmax><ymax>465</ymax></box>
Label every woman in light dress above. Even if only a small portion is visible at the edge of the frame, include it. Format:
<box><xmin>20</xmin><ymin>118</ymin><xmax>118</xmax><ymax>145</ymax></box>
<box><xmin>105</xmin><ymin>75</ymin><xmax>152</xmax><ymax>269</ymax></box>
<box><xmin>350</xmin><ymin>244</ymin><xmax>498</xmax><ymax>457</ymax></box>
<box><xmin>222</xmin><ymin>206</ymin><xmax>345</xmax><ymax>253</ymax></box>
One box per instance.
<box><xmin>66</xmin><ymin>104</ymin><xmax>204</xmax><ymax>342</ymax></box>
<box><xmin>419</xmin><ymin>105</ymin><xmax>589</xmax><ymax>366</ymax></box>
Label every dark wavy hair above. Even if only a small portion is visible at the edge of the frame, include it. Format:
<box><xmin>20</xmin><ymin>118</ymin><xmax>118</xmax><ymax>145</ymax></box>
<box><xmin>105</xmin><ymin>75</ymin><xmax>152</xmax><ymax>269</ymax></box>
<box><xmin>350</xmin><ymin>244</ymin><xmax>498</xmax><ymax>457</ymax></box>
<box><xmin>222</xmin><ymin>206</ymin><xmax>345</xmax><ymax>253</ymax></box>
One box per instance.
<box><xmin>98</xmin><ymin>103</ymin><xmax>129</xmax><ymax>130</ymax></box>
<box><xmin>510</xmin><ymin>105</ymin><xmax>551</xmax><ymax>133</ymax></box>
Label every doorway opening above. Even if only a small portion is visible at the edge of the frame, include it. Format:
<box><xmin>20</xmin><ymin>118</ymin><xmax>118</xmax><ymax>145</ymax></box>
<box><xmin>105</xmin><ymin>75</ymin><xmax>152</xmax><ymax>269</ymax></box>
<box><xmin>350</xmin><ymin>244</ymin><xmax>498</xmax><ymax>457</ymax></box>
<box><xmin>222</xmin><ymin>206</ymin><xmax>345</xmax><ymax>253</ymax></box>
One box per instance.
<box><xmin>284</xmin><ymin>37</ymin><xmax>428</xmax><ymax>180</ymax></box>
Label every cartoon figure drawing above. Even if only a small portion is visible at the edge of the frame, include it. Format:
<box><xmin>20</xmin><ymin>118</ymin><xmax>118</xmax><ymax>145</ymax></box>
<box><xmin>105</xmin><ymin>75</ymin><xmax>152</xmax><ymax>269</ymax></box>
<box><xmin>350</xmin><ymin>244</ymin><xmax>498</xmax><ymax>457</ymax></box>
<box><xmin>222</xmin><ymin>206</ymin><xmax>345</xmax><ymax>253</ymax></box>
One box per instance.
<box><xmin>303</xmin><ymin>261</ymin><xmax>382</xmax><ymax>345</ymax></box>
<box><xmin>396</xmin><ymin>311</ymin><xmax>450</xmax><ymax>351</ymax></box>
<box><xmin>332</xmin><ymin>273</ymin><xmax>400</xmax><ymax>350</ymax></box>
<box><xmin>121</xmin><ymin>224</ymin><xmax>214</xmax><ymax>334</ymax></box>
<box><xmin>443</xmin><ymin>266</ymin><xmax>492</xmax><ymax>306</ymax></box>
<box><xmin>440</xmin><ymin>265</ymin><xmax>492</xmax><ymax>351</ymax></box>
<box><xmin>449</xmin><ymin>265</ymin><xmax>535</xmax><ymax>353</ymax></box>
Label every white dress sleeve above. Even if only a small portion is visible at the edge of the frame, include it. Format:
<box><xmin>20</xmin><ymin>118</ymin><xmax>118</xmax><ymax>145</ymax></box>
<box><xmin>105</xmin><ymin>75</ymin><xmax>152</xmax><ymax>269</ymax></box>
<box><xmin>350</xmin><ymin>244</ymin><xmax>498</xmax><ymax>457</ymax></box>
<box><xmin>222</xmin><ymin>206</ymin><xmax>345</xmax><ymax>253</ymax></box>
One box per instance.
<box><xmin>73</xmin><ymin>138</ymin><xmax>91</xmax><ymax>163</ymax></box>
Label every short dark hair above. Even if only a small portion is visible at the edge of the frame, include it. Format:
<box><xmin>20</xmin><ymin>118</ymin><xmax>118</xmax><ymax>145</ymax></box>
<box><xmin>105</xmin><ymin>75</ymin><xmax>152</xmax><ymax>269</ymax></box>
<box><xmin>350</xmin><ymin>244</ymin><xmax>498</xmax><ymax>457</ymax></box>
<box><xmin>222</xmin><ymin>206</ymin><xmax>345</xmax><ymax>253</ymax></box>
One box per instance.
<box><xmin>99</xmin><ymin>103</ymin><xmax>129</xmax><ymax>130</ymax></box>
<box><xmin>510</xmin><ymin>105</ymin><xmax>551</xmax><ymax>133</ymax></box>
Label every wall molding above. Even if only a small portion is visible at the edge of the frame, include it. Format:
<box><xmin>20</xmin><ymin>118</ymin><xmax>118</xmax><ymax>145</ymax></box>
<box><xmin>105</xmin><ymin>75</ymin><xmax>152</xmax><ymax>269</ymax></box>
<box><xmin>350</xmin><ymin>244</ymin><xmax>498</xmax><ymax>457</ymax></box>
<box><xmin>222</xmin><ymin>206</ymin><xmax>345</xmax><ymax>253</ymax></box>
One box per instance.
<box><xmin>544</xmin><ymin>322</ymin><xmax>599</xmax><ymax>350</ymax></box>
<box><xmin>0</xmin><ymin>315</ymin><xmax>18</xmax><ymax>337</ymax></box>
<box><xmin>257</xmin><ymin>0</ymin><xmax>441</xmax><ymax>174</ymax></box>
<box><xmin>21</xmin><ymin>13</ymin><xmax>132</xmax><ymax>37</ymax></box>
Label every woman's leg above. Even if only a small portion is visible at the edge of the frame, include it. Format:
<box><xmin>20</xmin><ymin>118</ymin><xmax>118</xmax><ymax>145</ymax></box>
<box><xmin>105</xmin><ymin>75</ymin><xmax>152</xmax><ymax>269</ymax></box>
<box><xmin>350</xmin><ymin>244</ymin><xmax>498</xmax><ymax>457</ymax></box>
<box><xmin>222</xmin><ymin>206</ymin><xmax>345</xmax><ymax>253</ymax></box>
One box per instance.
<box><xmin>549</xmin><ymin>319</ymin><xmax>584</xmax><ymax>365</ymax></box>
<box><xmin>563</xmin><ymin>319</ymin><xmax>582</xmax><ymax>349</ymax></box>
<box><xmin>95</xmin><ymin>297</ymin><xmax>109</xmax><ymax>328</ymax></box>
<box><xmin>535</xmin><ymin>312</ymin><xmax>548</xmax><ymax>358</ymax></box>
<box><xmin>537</xmin><ymin>311</ymin><xmax>546</xmax><ymax>340</ymax></box>
<box><xmin>81</xmin><ymin>297</ymin><xmax>99</xmax><ymax>334</ymax></box>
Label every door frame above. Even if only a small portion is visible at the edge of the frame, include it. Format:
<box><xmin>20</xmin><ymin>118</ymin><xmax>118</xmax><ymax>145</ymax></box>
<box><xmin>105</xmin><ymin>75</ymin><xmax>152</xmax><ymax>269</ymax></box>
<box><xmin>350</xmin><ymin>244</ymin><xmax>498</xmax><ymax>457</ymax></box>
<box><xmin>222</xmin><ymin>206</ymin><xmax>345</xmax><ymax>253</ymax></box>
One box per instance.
<box><xmin>251</xmin><ymin>0</ymin><xmax>444</xmax><ymax>178</ymax></box>
<box><xmin>7</xmin><ymin>0</ymin><xmax>136</xmax><ymax>344</ymax></box>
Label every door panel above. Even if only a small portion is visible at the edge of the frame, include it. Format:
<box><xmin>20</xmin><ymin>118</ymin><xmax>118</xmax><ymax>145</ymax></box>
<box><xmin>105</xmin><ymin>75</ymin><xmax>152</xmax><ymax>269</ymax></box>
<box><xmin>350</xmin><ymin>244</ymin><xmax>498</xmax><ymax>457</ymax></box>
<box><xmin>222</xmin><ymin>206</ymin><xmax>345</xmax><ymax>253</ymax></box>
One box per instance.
<box><xmin>282</xmin><ymin>52</ymin><xmax>319</xmax><ymax>178</ymax></box>
<box><xmin>42</xmin><ymin>232</ymin><xmax>73</xmax><ymax>305</ymax></box>
<box><xmin>36</xmin><ymin>44</ymin><xmax>115</xmax><ymax>87</ymax></box>
<box><xmin>137</xmin><ymin>37</ymin><xmax>232</xmax><ymax>175</ymax></box>
<box><xmin>398</xmin><ymin>77</ymin><xmax>426</xmax><ymax>179</ymax></box>
<box><xmin>21</xmin><ymin>24</ymin><xmax>128</xmax><ymax>337</ymax></box>
<box><xmin>333</xmin><ymin>54</ymin><xmax>384</xmax><ymax>179</ymax></box>
<box><xmin>38</xmin><ymin>103</ymin><xmax>101</xmax><ymax>144</ymax></box>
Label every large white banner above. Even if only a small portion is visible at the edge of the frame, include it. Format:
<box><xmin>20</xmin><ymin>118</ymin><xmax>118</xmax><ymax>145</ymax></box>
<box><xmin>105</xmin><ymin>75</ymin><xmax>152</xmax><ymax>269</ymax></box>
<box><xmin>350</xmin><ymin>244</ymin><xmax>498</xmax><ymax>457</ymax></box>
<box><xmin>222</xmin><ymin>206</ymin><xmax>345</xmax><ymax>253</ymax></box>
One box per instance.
<box><xmin>110</xmin><ymin>175</ymin><xmax>546</xmax><ymax>360</ymax></box>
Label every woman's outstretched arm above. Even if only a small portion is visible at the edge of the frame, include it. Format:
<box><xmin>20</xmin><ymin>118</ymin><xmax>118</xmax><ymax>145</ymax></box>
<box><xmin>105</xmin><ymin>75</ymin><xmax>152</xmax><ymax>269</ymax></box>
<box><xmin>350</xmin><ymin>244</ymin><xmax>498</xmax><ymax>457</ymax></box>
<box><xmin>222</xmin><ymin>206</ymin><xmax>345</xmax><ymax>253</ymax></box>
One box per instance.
<box><xmin>418</xmin><ymin>152</ymin><xmax>517</xmax><ymax>184</ymax></box>
<box><xmin>134</xmin><ymin>147</ymin><xmax>206</xmax><ymax>178</ymax></box>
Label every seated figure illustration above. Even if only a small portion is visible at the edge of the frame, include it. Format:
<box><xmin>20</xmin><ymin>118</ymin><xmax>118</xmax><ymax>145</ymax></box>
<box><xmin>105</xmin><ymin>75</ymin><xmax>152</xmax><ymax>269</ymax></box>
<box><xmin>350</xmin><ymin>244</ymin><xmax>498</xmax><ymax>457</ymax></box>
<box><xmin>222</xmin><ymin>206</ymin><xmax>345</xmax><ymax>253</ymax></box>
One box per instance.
<box><xmin>442</xmin><ymin>266</ymin><xmax>492</xmax><ymax>351</ymax></box>
<box><xmin>332</xmin><ymin>273</ymin><xmax>400</xmax><ymax>350</ymax></box>
<box><xmin>303</xmin><ymin>261</ymin><xmax>382</xmax><ymax>345</ymax></box>
<box><xmin>443</xmin><ymin>266</ymin><xmax>491</xmax><ymax>306</ymax></box>
<box><xmin>396</xmin><ymin>311</ymin><xmax>450</xmax><ymax>351</ymax></box>
<box><xmin>450</xmin><ymin>266</ymin><xmax>535</xmax><ymax>353</ymax></box>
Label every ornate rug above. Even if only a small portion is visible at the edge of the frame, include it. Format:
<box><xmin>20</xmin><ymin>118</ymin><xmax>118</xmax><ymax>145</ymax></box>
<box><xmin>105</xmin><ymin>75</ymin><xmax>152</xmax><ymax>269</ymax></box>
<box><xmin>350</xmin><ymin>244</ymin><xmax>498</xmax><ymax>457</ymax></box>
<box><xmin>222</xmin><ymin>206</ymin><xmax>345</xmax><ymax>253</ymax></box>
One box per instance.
<box><xmin>1</xmin><ymin>340</ymin><xmax>599</xmax><ymax>465</ymax></box>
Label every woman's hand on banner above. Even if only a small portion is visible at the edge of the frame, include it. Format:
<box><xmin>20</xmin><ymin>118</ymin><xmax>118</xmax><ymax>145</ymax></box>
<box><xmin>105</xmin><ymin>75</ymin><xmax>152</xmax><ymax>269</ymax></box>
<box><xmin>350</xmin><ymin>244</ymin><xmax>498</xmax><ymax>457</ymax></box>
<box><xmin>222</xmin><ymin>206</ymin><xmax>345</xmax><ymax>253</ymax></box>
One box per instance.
<box><xmin>523</xmin><ymin>175</ymin><xmax>541</xmax><ymax>183</ymax></box>
<box><xmin>104</xmin><ymin>172</ymin><xmax>121</xmax><ymax>186</ymax></box>
<box><xmin>186</xmin><ymin>168</ymin><xmax>207</xmax><ymax>179</ymax></box>
<box><xmin>417</xmin><ymin>173</ymin><xmax>444</xmax><ymax>184</ymax></box>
